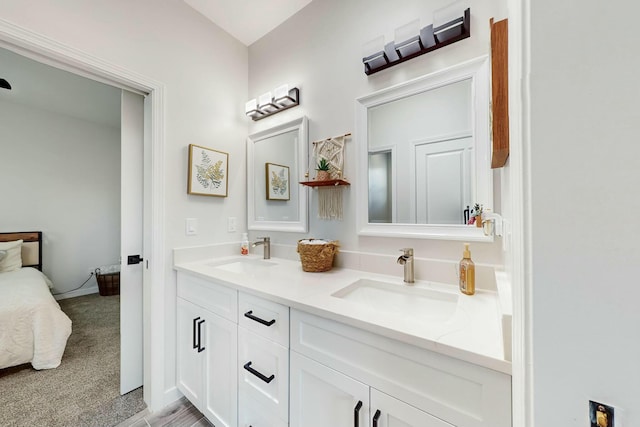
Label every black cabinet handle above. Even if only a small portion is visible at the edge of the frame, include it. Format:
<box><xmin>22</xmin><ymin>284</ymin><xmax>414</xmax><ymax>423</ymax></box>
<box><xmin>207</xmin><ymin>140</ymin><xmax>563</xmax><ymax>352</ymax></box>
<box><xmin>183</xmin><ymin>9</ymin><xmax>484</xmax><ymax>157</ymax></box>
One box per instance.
<box><xmin>354</xmin><ymin>400</ymin><xmax>363</xmax><ymax>427</ymax></box>
<box><xmin>243</xmin><ymin>361</ymin><xmax>275</xmax><ymax>383</ymax></box>
<box><xmin>197</xmin><ymin>319</ymin><xmax>205</xmax><ymax>353</ymax></box>
<box><xmin>373</xmin><ymin>410</ymin><xmax>381</xmax><ymax>427</ymax></box>
<box><xmin>244</xmin><ymin>310</ymin><xmax>276</xmax><ymax>327</ymax></box>
<box><xmin>192</xmin><ymin>317</ymin><xmax>200</xmax><ymax>350</ymax></box>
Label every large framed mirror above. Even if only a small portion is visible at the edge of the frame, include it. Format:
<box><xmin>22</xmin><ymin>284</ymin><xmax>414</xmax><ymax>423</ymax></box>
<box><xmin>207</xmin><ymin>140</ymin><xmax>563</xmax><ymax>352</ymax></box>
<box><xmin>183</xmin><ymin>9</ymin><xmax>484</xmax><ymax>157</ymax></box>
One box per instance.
<box><xmin>356</xmin><ymin>56</ymin><xmax>492</xmax><ymax>241</ymax></box>
<box><xmin>247</xmin><ymin>116</ymin><xmax>308</xmax><ymax>232</ymax></box>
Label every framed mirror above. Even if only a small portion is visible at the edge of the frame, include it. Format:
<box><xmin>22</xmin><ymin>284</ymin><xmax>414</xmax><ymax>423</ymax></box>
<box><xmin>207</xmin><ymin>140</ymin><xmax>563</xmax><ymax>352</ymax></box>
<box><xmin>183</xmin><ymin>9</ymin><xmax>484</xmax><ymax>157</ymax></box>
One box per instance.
<box><xmin>247</xmin><ymin>116</ymin><xmax>309</xmax><ymax>232</ymax></box>
<box><xmin>356</xmin><ymin>56</ymin><xmax>492</xmax><ymax>241</ymax></box>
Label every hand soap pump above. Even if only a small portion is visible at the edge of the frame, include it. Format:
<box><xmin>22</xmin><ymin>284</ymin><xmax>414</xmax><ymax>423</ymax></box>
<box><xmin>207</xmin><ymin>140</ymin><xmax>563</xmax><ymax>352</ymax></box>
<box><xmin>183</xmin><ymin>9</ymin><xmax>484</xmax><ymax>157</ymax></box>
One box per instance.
<box><xmin>241</xmin><ymin>233</ymin><xmax>249</xmax><ymax>255</ymax></box>
<box><xmin>459</xmin><ymin>243</ymin><xmax>475</xmax><ymax>295</ymax></box>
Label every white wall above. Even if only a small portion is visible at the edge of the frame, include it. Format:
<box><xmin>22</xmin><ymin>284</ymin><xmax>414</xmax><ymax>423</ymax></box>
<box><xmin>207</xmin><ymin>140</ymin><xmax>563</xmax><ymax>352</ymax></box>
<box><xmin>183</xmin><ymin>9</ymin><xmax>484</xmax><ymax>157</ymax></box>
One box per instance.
<box><xmin>529</xmin><ymin>0</ymin><xmax>640</xmax><ymax>424</ymax></box>
<box><xmin>0</xmin><ymin>0</ymin><xmax>248</xmax><ymax>400</ymax></box>
<box><xmin>248</xmin><ymin>0</ymin><xmax>507</xmax><ymax>266</ymax></box>
<box><xmin>0</xmin><ymin>99</ymin><xmax>120</xmax><ymax>294</ymax></box>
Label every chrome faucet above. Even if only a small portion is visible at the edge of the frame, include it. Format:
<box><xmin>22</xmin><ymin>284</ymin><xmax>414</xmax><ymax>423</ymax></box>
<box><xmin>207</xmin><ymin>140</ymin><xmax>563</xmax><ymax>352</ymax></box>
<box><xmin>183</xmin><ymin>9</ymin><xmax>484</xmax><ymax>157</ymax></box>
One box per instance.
<box><xmin>252</xmin><ymin>237</ymin><xmax>271</xmax><ymax>259</ymax></box>
<box><xmin>397</xmin><ymin>248</ymin><xmax>414</xmax><ymax>284</ymax></box>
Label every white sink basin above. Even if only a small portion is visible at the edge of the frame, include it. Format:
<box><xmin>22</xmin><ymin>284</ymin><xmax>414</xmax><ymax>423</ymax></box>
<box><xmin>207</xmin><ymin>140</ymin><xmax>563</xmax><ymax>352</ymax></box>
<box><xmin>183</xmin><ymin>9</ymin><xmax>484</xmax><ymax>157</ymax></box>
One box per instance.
<box><xmin>206</xmin><ymin>258</ymin><xmax>277</xmax><ymax>274</ymax></box>
<box><xmin>331</xmin><ymin>278</ymin><xmax>459</xmax><ymax>322</ymax></box>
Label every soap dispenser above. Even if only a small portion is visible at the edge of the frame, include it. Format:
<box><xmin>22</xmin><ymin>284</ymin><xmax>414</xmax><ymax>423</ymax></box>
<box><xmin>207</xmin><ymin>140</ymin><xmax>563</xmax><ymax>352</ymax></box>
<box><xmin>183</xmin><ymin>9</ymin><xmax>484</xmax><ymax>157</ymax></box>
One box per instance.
<box><xmin>241</xmin><ymin>233</ymin><xmax>249</xmax><ymax>255</ymax></box>
<box><xmin>459</xmin><ymin>243</ymin><xmax>475</xmax><ymax>295</ymax></box>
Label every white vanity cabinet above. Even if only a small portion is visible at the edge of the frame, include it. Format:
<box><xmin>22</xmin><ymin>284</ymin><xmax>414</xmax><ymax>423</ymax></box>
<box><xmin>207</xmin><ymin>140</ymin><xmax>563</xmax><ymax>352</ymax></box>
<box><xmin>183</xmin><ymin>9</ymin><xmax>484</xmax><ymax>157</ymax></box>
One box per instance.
<box><xmin>176</xmin><ymin>273</ymin><xmax>238</xmax><ymax>427</ymax></box>
<box><xmin>238</xmin><ymin>292</ymin><xmax>290</xmax><ymax>426</ymax></box>
<box><xmin>290</xmin><ymin>309</ymin><xmax>512</xmax><ymax>427</ymax></box>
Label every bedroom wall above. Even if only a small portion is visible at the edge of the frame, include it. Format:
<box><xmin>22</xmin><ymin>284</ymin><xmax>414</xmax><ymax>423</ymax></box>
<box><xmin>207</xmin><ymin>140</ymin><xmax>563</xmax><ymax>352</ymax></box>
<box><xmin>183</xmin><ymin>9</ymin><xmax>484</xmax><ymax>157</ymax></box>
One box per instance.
<box><xmin>247</xmin><ymin>0</ymin><xmax>508</xmax><ymax>265</ymax></box>
<box><xmin>0</xmin><ymin>99</ymin><xmax>121</xmax><ymax>295</ymax></box>
<box><xmin>0</xmin><ymin>0</ymin><xmax>248</xmax><ymax>403</ymax></box>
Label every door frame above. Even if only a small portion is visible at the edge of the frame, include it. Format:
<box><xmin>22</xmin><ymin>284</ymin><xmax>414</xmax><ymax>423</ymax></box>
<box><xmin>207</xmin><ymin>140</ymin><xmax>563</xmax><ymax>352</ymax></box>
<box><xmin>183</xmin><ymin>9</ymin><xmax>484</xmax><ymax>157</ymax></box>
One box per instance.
<box><xmin>0</xmin><ymin>18</ymin><xmax>167</xmax><ymax>411</ymax></box>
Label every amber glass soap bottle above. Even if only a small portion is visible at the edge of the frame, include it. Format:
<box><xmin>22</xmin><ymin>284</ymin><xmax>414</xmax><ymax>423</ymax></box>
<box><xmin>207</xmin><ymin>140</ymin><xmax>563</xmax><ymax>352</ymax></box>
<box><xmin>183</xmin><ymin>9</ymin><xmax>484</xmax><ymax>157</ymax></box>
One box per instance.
<box><xmin>459</xmin><ymin>243</ymin><xmax>475</xmax><ymax>295</ymax></box>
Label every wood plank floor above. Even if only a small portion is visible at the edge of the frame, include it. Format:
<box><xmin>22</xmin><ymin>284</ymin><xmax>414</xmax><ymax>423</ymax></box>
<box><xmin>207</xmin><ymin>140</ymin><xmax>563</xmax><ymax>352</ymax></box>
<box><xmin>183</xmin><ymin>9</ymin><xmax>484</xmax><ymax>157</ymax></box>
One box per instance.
<box><xmin>116</xmin><ymin>398</ymin><xmax>212</xmax><ymax>427</ymax></box>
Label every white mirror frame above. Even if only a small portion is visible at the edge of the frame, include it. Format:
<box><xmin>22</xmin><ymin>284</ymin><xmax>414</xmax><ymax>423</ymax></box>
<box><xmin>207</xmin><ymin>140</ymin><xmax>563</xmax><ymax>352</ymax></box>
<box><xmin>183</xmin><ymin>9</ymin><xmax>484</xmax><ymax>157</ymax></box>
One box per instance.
<box><xmin>247</xmin><ymin>116</ymin><xmax>309</xmax><ymax>233</ymax></box>
<box><xmin>356</xmin><ymin>56</ymin><xmax>493</xmax><ymax>241</ymax></box>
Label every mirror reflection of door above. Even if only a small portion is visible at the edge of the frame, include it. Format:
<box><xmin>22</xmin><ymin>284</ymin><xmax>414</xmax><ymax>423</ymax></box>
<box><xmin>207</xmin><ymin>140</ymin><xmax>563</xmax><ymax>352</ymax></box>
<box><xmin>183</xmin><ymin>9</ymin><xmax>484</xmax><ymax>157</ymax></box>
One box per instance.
<box><xmin>367</xmin><ymin>78</ymin><xmax>472</xmax><ymax>225</ymax></box>
<box><xmin>414</xmin><ymin>136</ymin><xmax>472</xmax><ymax>224</ymax></box>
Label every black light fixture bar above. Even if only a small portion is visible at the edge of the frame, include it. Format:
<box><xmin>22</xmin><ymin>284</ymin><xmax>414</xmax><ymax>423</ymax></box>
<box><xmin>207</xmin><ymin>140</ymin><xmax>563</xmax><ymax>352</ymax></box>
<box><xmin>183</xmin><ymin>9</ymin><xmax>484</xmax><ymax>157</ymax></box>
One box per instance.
<box><xmin>363</xmin><ymin>8</ymin><xmax>470</xmax><ymax>76</ymax></box>
<box><xmin>250</xmin><ymin>87</ymin><xmax>299</xmax><ymax>121</ymax></box>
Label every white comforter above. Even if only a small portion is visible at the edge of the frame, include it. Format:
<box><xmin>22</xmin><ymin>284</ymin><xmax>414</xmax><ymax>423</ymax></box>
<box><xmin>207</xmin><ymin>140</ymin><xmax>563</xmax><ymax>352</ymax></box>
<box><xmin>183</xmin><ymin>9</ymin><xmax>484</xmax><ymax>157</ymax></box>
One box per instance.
<box><xmin>0</xmin><ymin>268</ymin><xmax>72</xmax><ymax>370</ymax></box>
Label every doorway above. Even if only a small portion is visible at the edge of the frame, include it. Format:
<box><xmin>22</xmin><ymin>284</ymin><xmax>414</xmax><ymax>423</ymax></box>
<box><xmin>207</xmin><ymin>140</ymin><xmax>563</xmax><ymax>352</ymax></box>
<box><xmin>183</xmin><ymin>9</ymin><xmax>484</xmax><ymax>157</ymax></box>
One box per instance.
<box><xmin>0</xmin><ymin>19</ymin><xmax>166</xmax><ymax>411</ymax></box>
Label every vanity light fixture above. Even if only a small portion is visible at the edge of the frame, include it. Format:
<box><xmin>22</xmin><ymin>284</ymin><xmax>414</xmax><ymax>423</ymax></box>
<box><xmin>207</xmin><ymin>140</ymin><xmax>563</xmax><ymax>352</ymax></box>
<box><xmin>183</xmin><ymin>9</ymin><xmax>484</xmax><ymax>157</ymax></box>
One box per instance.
<box><xmin>362</xmin><ymin>2</ymin><xmax>470</xmax><ymax>75</ymax></box>
<box><xmin>245</xmin><ymin>84</ymin><xmax>300</xmax><ymax>121</ymax></box>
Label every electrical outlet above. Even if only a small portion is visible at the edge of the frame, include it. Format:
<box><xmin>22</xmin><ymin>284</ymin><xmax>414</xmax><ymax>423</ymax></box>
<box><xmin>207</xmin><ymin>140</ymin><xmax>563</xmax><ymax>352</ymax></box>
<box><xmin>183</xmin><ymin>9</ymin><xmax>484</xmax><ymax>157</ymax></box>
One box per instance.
<box><xmin>227</xmin><ymin>217</ymin><xmax>237</xmax><ymax>232</ymax></box>
<box><xmin>590</xmin><ymin>400</ymin><xmax>614</xmax><ymax>427</ymax></box>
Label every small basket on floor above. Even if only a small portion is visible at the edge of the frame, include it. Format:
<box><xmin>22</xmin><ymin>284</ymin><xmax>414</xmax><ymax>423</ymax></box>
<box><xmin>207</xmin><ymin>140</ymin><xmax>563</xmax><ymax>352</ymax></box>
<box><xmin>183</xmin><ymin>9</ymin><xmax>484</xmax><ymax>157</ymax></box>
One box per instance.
<box><xmin>95</xmin><ymin>266</ymin><xmax>120</xmax><ymax>296</ymax></box>
<box><xmin>297</xmin><ymin>239</ymin><xmax>339</xmax><ymax>272</ymax></box>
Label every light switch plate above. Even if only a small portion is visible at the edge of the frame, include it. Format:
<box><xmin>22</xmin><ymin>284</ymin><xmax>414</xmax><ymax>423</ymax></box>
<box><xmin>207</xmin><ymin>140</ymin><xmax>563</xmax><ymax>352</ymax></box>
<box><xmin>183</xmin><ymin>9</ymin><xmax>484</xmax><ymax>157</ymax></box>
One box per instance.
<box><xmin>185</xmin><ymin>218</ymin><xmax>197</xmax><ymax>236</ymax></box>
<box><xmin>227</xmin><ymin>217</ymin><xmax>237</xmax><ymax>232</ymax></box>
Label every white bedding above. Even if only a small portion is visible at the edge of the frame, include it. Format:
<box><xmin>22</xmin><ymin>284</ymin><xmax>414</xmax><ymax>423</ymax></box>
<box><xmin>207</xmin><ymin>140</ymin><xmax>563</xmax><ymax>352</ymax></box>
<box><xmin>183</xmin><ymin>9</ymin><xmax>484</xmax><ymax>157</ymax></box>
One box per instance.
<box><xmin>0</xmin><ymin>267</ymin><xmax>72</xmax><ymax>370</ymax></box>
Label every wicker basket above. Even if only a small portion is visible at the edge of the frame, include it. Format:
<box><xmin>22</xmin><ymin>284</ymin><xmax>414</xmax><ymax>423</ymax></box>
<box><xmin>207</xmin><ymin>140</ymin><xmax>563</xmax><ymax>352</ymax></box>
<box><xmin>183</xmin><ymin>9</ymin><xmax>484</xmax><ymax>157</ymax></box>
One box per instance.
<box><xmin>297</xmin><ymin>239</ymin><xmax>339</xmax><ymax>272</ymax></box>
<box><xmin>96</xmin><ymin>271</ymin><xmax>120</xmax><ymax>296</ymax></box>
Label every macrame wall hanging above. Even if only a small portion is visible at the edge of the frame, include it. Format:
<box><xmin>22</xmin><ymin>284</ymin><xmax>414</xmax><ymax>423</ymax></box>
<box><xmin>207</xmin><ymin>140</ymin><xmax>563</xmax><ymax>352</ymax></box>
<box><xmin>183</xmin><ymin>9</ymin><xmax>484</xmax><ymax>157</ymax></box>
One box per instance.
<box><xmin>311</xmin><ymin>133</ymin><xmax>350</xmax><ymax>220</ymax></box>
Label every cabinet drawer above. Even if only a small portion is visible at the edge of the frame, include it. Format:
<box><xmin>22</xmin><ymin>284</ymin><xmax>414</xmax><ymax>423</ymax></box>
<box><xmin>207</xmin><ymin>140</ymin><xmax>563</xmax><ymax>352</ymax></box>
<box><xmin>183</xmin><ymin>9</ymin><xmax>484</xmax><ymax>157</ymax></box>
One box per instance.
<box><xmin>239</xmin><ymin>292</ymin><xmax>289</xmax><ymax>347</ymax></box>
<box><xmin>238</xmin><ymin>327</ymin><xmax>289</xmax><ymax>423</ymax></box>
<box><xmin>177</xmin><ymin>272</ymin><xmax>237</xmax><ymax>322</ymax></box>
<box><xmin>239</xmin><ymin>390</ymin><xmax>288</xmax><ymax>427</ymax></box>
<box><xmin>291</xmin><ymin>309</ymin><xmax>512</xmax><ymax>427</ymax></box>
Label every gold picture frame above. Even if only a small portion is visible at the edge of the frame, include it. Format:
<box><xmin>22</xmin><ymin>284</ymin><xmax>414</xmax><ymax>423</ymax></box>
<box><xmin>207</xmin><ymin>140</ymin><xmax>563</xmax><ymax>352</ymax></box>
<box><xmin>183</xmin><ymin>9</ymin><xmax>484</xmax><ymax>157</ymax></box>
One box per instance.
<box><xmin>265</xmin><ymin>162</ymin><xmax>290</xmax><ymax>201</ymax></box>
<box><xmin>188</xmin><ymin>144</ymin><xmax>229</xmax><ymax>197</ymax></box>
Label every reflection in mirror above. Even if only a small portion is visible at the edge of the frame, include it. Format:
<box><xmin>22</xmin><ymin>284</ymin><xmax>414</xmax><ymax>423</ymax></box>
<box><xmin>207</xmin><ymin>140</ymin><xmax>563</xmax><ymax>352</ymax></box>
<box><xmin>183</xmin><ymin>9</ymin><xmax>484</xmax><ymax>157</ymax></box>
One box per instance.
<box><xmin>247</xmin><ymin>117</ymin><xmax>308</xmax><ymax>232</ymax></box>
<box><xmin>356</xmin><ymin>57</ymin><xmax>492</xmax><ymax>240</ymax></box>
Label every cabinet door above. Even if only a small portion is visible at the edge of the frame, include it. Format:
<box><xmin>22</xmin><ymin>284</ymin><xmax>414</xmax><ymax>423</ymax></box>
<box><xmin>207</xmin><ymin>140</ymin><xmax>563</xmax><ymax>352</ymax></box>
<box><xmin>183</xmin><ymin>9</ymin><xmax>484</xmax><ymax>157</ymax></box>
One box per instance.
<box><xmin>203</xmin><ymin>310</ymin><xmax>238</xmax><ymax>427</ymax></box>
<box><xmin>238</xmin><ymin>327</ymin><xmax>289</xmax><ymax>422</ymax></box>
<box><xmin>176</xmin><ymin>298</ymin><xmax>205</xmax><ymax>409</ymax></box>
<box><xmin>370</xmin><ymin>389</ymin><xmax>454</xmax><ymax>427</ymax></box>
<box><xmin>290</xmin><ymin>351</ymin><xmax>369</xmax><ymax>427</ymax></box>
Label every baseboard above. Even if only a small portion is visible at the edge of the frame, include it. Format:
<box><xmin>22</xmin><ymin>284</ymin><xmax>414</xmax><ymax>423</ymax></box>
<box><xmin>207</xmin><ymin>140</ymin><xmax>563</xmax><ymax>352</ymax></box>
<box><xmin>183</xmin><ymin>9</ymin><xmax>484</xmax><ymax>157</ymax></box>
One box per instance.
<box><xmin>54</xmin><ymin>285</ymin><xmax>99</xmax><ymax>300</ymax></box>
<box><xmin>163</xmin><ymin>386</ymin><xmax>183</xmax><ymax>408</ymax></box>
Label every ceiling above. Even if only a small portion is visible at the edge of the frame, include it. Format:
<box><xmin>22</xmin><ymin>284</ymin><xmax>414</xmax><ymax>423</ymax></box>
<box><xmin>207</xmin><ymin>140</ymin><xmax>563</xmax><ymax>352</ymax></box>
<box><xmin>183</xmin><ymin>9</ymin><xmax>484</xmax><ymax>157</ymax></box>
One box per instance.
<box><xmin>0</xmin><ymin>47</ymin><xmax>121</xmax><ymax>128</ymax></box>
<box><xmin>184</xmin><ymin>0</ymin><xmax>313</xmax><ymax>46</ymax></box>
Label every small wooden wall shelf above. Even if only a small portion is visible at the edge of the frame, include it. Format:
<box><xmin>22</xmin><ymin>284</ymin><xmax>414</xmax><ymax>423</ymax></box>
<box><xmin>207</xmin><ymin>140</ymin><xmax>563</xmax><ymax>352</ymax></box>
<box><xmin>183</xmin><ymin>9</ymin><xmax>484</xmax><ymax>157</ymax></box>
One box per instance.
<box><xmin>300</xmin><ymin>179</ymin><xmax>351</xmax><ymax>188</ymax></box>
<box><xmin>364</xmin><ymin>8</ymin><xmax>471</xmax><ymax>76</ymax></box>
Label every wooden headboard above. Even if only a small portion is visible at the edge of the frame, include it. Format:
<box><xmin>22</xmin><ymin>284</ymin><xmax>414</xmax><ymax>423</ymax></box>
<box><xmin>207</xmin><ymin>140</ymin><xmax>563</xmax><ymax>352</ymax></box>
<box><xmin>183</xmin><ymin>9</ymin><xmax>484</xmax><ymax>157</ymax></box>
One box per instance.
<box><xmin>0</xmin><ymin>231</ymin><xmax>43</xmax><ymax>271</ymax></box>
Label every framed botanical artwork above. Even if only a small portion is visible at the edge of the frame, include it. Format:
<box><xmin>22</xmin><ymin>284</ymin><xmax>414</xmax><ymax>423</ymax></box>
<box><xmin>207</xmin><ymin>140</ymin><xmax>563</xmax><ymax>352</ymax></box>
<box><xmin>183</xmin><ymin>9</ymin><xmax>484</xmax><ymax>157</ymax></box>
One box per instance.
<box><xmin>265</xmin><ymin>163</ymin><xmax>290</xmax><ymax>201</ymax></box>
<box><xmin>188</xmin><ymin>144</ymin><xmax>229</xmax><ymax>197</ymax></box>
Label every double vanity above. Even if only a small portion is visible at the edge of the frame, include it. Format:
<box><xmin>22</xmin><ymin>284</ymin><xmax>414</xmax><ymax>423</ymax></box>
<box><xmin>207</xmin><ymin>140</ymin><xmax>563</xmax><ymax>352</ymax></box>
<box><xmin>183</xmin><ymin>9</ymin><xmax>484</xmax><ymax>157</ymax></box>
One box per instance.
<box><xmin>174</xmin><ymin>250</ymin><xmax>512</xmax><ymax>427</ymax></box>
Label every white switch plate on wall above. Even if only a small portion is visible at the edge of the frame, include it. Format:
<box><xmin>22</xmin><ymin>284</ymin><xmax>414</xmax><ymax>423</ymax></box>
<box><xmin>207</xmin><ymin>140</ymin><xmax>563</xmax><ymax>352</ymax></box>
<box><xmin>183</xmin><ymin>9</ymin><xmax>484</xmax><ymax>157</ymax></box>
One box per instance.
<box><xmin>228</xmin><ymin>217</ymin><xmax>237</xmax><ymax>232</ymax></box>
<box><xmin>185</xmin><ymin>218</ymin><xmax>197</xmax><ymax>235</ymax></box>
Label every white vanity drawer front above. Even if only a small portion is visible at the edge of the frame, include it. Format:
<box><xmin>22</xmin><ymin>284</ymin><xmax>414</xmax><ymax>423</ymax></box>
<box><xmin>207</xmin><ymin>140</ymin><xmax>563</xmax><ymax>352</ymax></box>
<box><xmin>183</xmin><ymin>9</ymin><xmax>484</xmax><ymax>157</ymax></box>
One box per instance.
<box><xmin>177</xmin><ymin>272</ymin><xmax>237</xmax><ymax>323</ymax></box>
<box><xmin>238</xmin><ymin>327</ymin><xmax>289</xmax><ymax>423</ymax></box>
<box><xmin>291</xmin><ymin>309</ymin><xmax>512</xmax><ymax>427</ymax></box>
<box><xmin>238</xmin><ymin>390</ymin><xmax>288</xmax><ymax>427</ymax></box>
<box><xmin>239</xmin><ymin>292</ymin><xmax>289</xmax><ymax>347</ymax></box>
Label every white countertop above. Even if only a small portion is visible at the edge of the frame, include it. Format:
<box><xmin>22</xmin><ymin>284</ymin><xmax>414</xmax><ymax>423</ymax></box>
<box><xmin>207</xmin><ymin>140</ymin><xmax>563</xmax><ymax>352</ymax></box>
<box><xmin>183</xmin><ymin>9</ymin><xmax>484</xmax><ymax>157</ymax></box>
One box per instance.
<box><xmin>174</xmin><ymin>254</ymin><xmax>511</xmax><ymax>375</ymax></box>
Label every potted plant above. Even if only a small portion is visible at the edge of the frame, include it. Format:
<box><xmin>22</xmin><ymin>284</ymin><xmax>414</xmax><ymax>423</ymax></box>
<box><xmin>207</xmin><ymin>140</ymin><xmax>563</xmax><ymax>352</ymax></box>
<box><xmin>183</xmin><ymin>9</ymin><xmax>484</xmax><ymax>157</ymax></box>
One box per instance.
<box><xmin>471</xmin><ymin>203</ymin><xmax>483</xmax><ymax>227</ymax></box>
<box><xmin>316</xmin><ymin>158</ymin><xmax>331</xmax><ymax>181</ymax></box>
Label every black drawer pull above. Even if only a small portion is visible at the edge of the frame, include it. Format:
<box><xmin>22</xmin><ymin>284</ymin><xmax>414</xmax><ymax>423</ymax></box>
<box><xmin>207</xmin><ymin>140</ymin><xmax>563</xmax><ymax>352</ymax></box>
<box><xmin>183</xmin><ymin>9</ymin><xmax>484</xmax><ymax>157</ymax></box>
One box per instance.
<box><xmin>243</xmin><ymin>361</ymin><xmax>275</xmax><ymax>383</ymax></box>
<box><xmin>372</xmin><ymin>409</ymin><xmax>381</xmax><ymax>427</ymax></box>
<box><xmin>192</xmin><ymin>317</ymin><xmax>200</xmax><ymax>350</ymax></box>
<box><xmin>197</xmin><ymin>319</ymin><xmax>205</xmax><ymax>353</ymax></box>
<box><xmin>354</xmin><ymin>400</ymin><xmax>363</xmax><ymax>427</ymax></box>
<box><xmin>244</xmin><ymin>310</ymin><xmax>276</xmax><ymax>327</ymax></box>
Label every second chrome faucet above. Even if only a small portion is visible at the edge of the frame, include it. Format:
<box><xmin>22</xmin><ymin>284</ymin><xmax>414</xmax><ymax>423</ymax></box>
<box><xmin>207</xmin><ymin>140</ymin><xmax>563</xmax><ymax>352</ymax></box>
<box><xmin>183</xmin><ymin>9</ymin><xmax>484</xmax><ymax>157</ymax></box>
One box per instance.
<box><xmin>397</xmin><ymin>248</ymin><xmax>415</xmax><ymax>284</ymax></box>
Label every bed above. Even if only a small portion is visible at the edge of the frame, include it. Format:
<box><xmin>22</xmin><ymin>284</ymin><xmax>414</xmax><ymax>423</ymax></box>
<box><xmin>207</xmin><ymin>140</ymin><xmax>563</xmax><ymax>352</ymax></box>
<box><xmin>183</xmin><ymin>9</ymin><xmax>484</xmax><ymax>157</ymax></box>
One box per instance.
<box><xmin>0</xmin><ymin>231</ymin><xmax>72</xmax><ymax>370</ymax></box>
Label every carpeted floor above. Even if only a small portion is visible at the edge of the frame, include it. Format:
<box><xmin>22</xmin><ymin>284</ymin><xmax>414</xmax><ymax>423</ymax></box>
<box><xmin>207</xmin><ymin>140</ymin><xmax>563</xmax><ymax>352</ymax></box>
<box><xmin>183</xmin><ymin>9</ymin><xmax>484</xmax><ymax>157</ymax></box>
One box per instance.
<box><xmin>0</xmin><ymin>293</ymin><xmax>146</xmax><ymax>427</ymax></box>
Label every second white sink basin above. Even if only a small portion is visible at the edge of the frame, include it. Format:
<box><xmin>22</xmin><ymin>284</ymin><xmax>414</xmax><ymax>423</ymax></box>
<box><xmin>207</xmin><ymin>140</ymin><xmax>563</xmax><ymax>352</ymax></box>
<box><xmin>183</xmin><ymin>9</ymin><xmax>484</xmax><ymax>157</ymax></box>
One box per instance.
<box><xmin>207</xmin><ymin>258</ymin><xmax>277</xmax><ymax>274</ymax></box>
<box><xmin>331</xmin><ymin>278</ymin><xmax>459</xmax><ymax>322</ymax></box>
